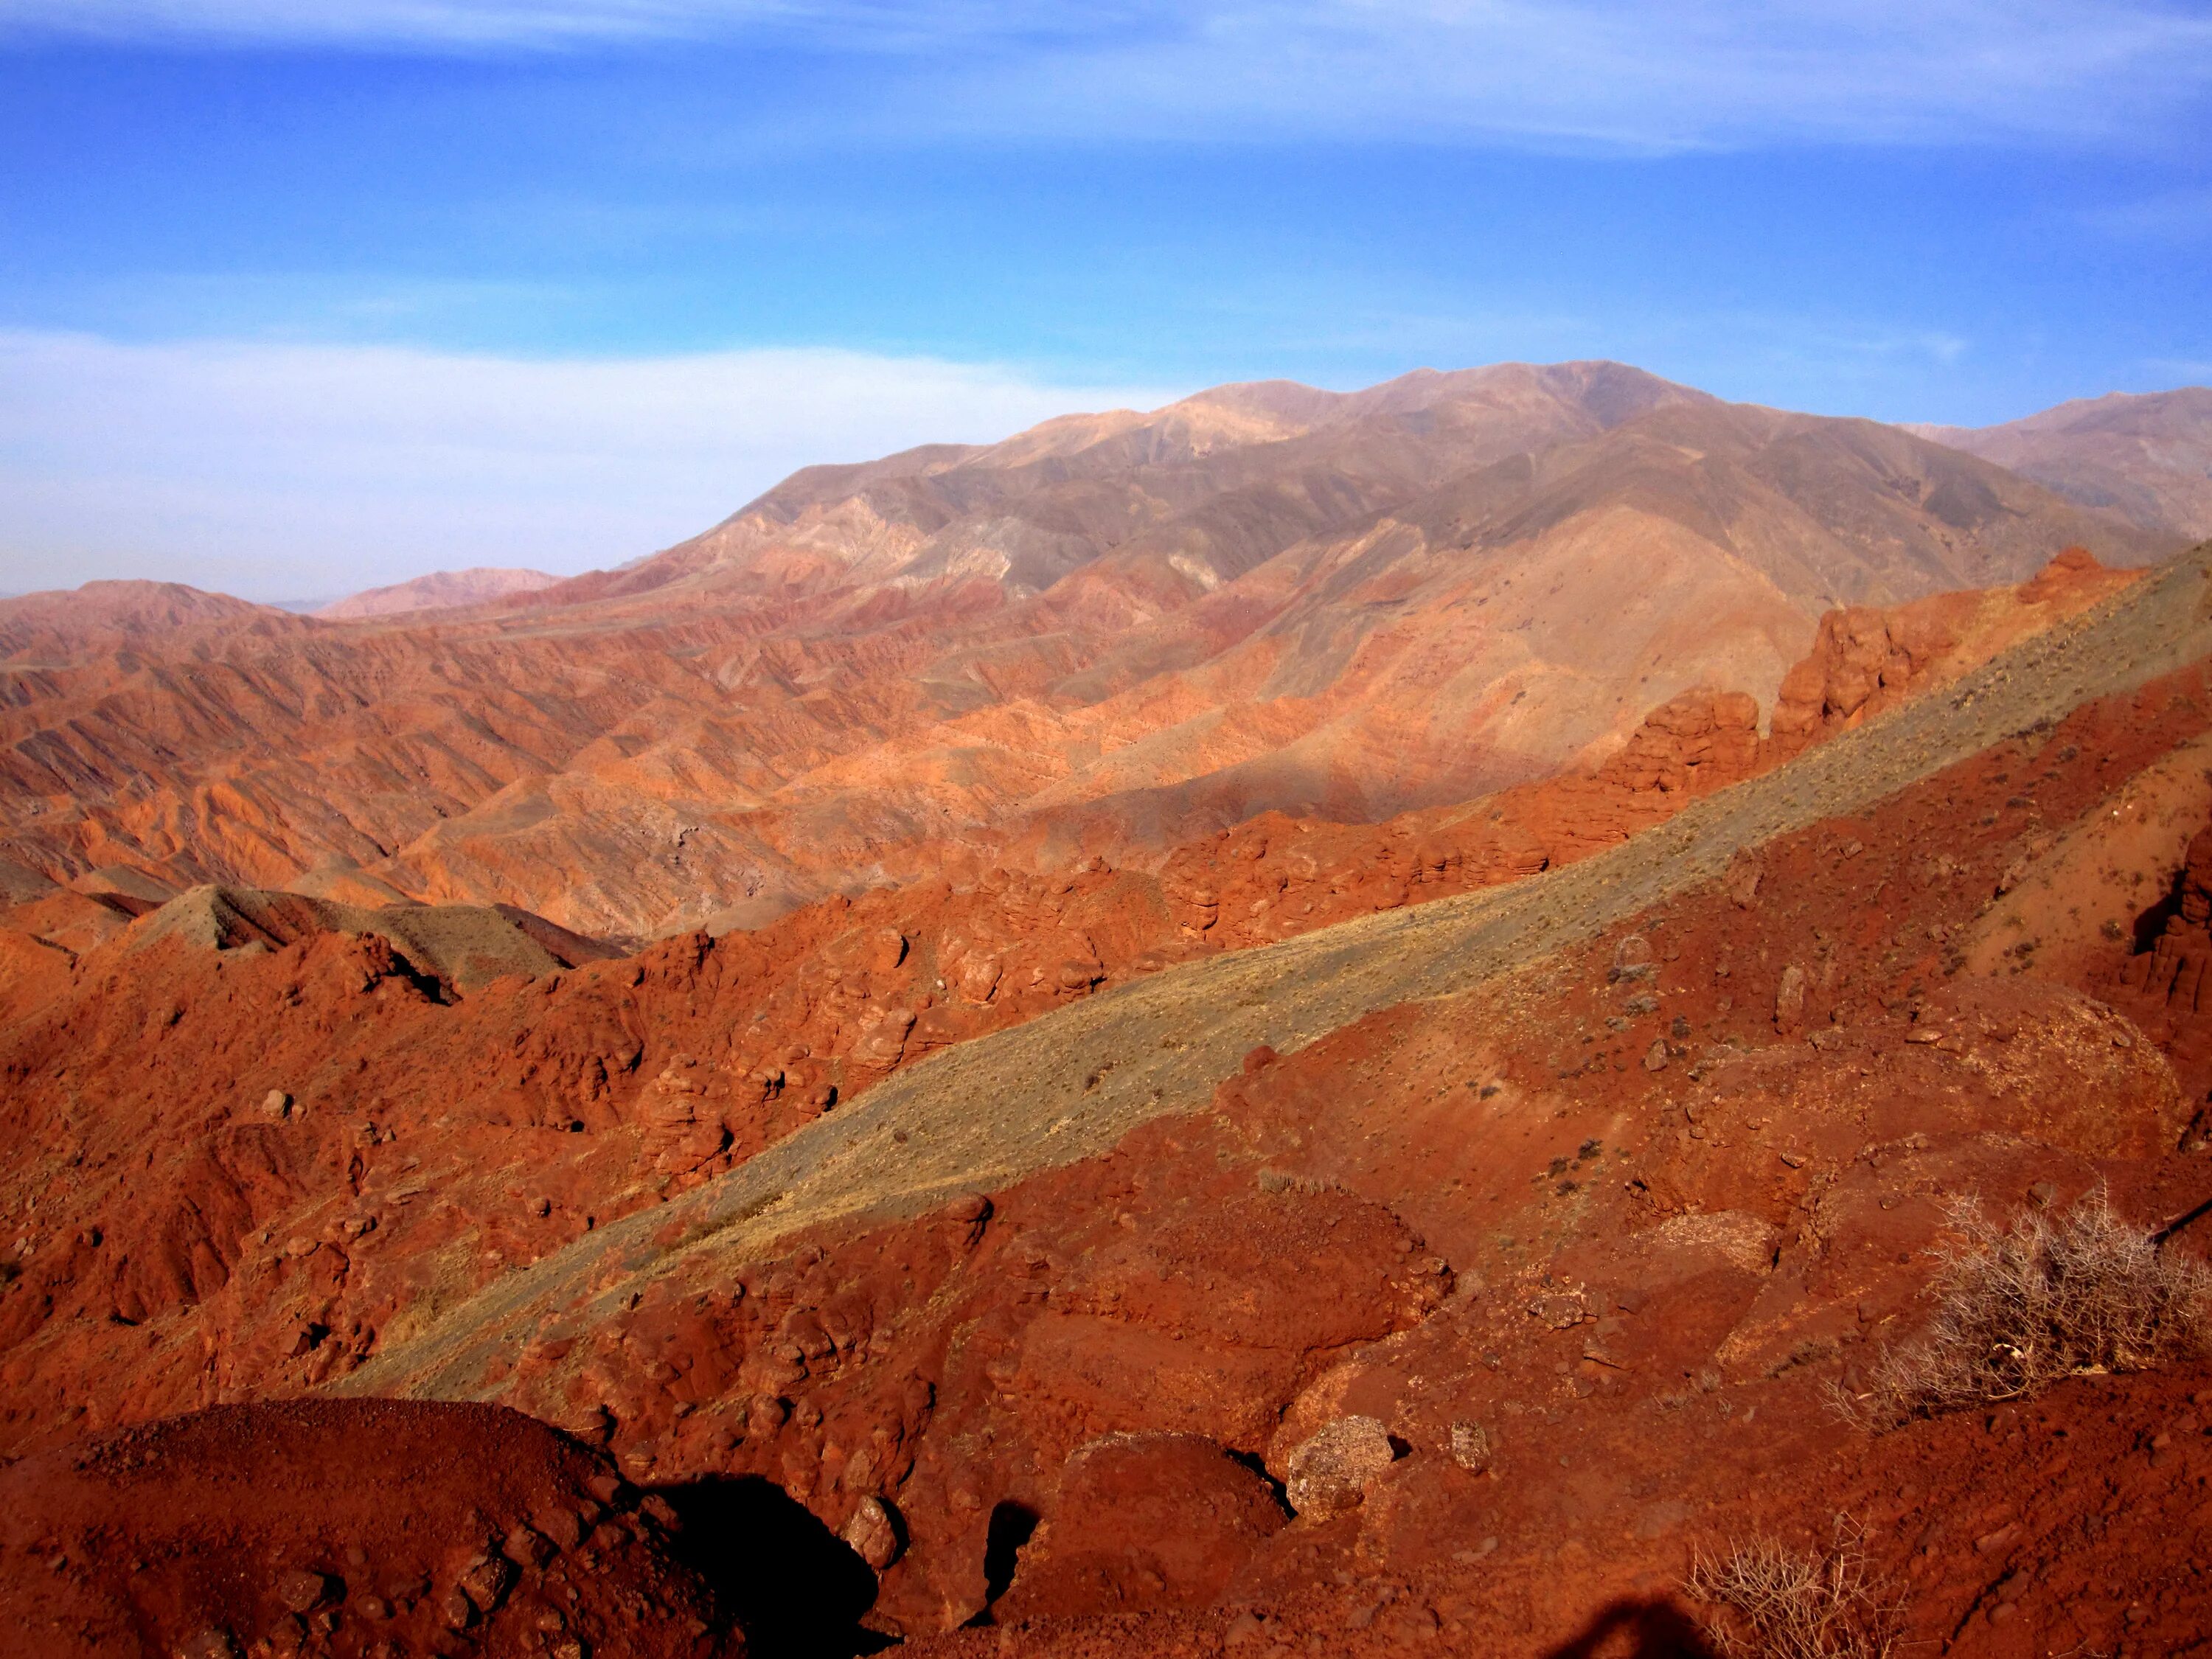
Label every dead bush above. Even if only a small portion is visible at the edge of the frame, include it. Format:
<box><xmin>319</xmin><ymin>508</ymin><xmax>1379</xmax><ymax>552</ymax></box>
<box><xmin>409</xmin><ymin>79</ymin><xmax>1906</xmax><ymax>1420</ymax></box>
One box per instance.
<box><xmin>1840</xmin><ymin>1187</ymin><xmax>2212</xmax><ymax>1427</ymax></box>
<box><xmin>1686</xmin><ymin>1517</ymin><xmax>1902</xmax><ymax>1659</ymax></box>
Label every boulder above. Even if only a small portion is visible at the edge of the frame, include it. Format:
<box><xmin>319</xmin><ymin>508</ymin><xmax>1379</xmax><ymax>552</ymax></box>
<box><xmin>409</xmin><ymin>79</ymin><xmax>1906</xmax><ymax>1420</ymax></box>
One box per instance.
<box><xmin>841</xmin><ymin>1497</ymin><xmax>902</xmax><ymax>1570</ymax></box>
<box><xmin>1284</xmin><ymin>1416</ymin><xmax>1399</xmax><ymax>1519</ymax></box>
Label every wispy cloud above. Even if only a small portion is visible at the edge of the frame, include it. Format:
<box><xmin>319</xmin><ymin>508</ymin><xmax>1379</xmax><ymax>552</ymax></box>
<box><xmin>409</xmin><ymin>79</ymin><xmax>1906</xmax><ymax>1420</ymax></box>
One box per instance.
<box><xmin>4</xmin><ymin>2</ymin><xmax>2208</xmax><ymax>151</ymax></box>
<box><xmin>0</xmin><ymin>330</ymin><xmax>1183</xmax><ymax>600</ymax></box>
<box><xmin>0</xmin><ymin>0</ymin><xmax>776</xmax><ymax>48</ymax></box>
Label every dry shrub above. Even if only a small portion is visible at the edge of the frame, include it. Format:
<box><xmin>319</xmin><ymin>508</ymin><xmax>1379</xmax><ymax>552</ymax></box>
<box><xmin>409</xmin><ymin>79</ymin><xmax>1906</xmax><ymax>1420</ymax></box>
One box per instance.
<box><xmin>1843</xmin><ymin>1187</ymin><xmax>2212</xmax><ymax>1427</ymax></box>
<box><xmin>1686</xmin><ymin>1518</ymin><xmax>1902</xmax><ymax>1659</ymax></box>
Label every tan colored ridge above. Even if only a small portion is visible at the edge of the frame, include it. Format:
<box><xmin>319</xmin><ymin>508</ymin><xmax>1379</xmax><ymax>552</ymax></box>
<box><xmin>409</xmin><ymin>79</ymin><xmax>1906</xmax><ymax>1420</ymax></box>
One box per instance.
<box><xmin>128</xmin><ymin>883</ymin><xmax>619</xmax><ymax>992</ymax></box>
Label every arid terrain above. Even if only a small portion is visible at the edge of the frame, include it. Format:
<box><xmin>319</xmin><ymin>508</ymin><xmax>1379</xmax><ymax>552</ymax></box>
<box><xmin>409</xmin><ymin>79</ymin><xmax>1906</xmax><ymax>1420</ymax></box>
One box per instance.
<box><xmin>0</xmin><ymin>364</ymin><xmax>2181</xmax><ymax>942</ymax></box>
<box><xmin>4</xmin><ymin>364</ymin><xmax>2212</xmax><ymax>1659</ymax></box>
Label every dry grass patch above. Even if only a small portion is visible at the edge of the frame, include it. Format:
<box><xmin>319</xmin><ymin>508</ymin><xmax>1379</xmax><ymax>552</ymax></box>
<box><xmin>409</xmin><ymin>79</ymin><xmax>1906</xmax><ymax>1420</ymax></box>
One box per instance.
<box><xmin>1687</xmin><ymin>1518</ymin><xmax>1902</xmax><ymax>1659</ymax></box>
<box><xmin>1841</xmin><ymin>1188</ymin><xmax>2212</xmax><ymax>1427</ymax></box>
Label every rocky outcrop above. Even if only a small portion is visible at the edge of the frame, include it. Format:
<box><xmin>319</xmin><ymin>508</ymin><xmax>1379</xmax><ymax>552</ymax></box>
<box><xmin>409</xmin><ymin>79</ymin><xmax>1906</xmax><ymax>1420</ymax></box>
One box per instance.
<box><xmin>128</xmin><ymin>885</ymin><xmax>622</xmax><ymax>992</ymax></box>
<box><xmin>0</xmin><ymin>1399</ymin><xmax>736</xmax><ymax>1658</ymax></box>
<box><xmin>991</xmin><ymin>1434</ymin><xmax>1284</xmax><ymax>1621</ymax></box>
<box><xmin>1282</xmin><ymin>1416</ymin><xmax>1399</xmax><ymax>1519</ymax></box>
<box><xmin>2105</xmin><ymin>821</ymin><xmax>2212</xmax><ymax>1121</ymax></box>
<box><xmin>1769</xmin><ymin>603</ymin><xmax>1961</xmax><ymax>757</ymax></box>
<box><xmin>639</xmin><ymin>1058</ymin><xmax>735</xmax><ymax>1178</ymax></box>
<box><xmin>1769</xmin><ymin>546</ymin><xmax>2134</xmax><ymax>759</ymax></box>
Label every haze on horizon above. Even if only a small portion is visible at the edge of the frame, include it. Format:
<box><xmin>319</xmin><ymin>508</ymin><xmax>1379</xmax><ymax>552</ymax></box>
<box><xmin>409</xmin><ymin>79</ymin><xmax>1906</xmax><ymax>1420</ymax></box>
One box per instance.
<box><xmin>1</xmin><ymin>0</ymin><xmax>2208</xmax><ymax>601</ymax></box>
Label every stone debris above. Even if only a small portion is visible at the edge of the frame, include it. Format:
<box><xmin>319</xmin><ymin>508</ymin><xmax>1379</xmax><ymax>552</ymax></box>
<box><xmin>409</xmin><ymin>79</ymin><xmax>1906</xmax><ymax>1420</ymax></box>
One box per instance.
<box><xmin>456</xmin><ymin>1551</ymin><xmax>515</xmax><ymax>1615</ymax></box>
<box><xmin>841</xmin><ymin>1495</ymin><xmax>902</xmax><ymax>1569</ymax></box>
<box><xmin>273</xmin><ymin>1568</ymin><xmax>330</xmax><ymax>1613</ymax></box>
<box><xmin>1448</xmin><ymin>1420</ymin><xmax>1492</xmax><ymax>1472</ymax></box>
<box><xmin>1774</xmin><ymin>964</ymin><xmax>1808</xmax><ymax>1031</ymax></box>
<box><xmin>1284</xmin><ymin>1416</ymin><xmax>1399</xmax><ymax>1518</ymax></box>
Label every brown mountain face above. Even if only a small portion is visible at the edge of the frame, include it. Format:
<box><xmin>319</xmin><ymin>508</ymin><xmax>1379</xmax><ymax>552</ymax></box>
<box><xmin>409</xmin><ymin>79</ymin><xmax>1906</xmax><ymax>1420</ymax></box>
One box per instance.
<box><xmin>0</xmin><ymin>363</ymin><xmax>2180</xmax><ymax>945</ymax></box>
<box><xmin>1915</xmin><ymin>386</ymin><xmax>2212</xmax><ymax>540</ymax></box>
<box><xmin>316</xmin><ymin>566</ymin><xmax>561</xmax><ymax>619</ymax></box>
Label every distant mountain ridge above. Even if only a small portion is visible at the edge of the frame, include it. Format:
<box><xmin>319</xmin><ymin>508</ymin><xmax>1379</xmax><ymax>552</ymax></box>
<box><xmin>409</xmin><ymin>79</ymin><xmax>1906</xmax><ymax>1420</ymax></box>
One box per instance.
<box><xmin>1912</xmin><ymin>386</ymin><xmax>2212</xmax><ymax>540</ymax></box>
<box><xmin>318</xmin><ymin>565</ymin><xmax>560</xmax><ymax>619</ymax></box>
<box><xmin>0</xmin><ymin>361</ymin><xmax>2189</xmax><ymax>938</ymax></box>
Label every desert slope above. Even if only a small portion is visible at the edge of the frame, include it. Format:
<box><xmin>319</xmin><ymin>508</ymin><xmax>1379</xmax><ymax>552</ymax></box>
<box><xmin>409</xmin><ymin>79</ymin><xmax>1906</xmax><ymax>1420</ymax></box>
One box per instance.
<box><xmin>339</xmin><ymin>541</ymin><xmax>2212</xmax><ymax>1406</ymax></box>
<box><xmin>6</xmin><ymin>547</ymin><xmax>2212</xmax><ymax>1655</ymax></box>
<box><xmin>328</xmin><ymin>544</ymin><xmax>2212</xmax><ymax>1649</ymax></box>
<box><xmin>0</xmin><ymin>553</ymin><xmax>2132</xmax><ymax>1457</ymax></box>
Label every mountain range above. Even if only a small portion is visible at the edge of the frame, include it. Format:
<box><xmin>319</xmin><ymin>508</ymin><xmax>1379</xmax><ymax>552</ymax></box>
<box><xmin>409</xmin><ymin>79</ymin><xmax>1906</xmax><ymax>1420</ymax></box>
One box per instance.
<box><xmin>1913</xmin><ymin>385</ymin><xmax>2212</xmax><ymax>540</ymax></box>
<box><xmin>0</xmin><ymin>363</ymin><xmax>2197</xmax><ymax>942</ymax></box>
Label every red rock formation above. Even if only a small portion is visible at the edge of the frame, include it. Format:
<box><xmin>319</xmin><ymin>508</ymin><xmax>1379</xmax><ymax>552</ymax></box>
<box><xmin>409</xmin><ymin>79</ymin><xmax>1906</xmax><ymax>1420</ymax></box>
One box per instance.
<box><xmin>1145</xmin><ymin>550</ymin><xmax>2130</xmax><ymax>947</ymax></box>
<box><xmin>1769</xmin><ymin>546</ymin><xmax>2133</xmax><ymax>759</ymax></box>
<box><xmin>0</xmin><ymin>1398</ymin><xmax>736</xmax><ymax>1658</ymax></box>
<box><xmin>0</xmin><ymin>554</ymin><xmax>2152</xmax><ymax>1471</ymax></box>
<box><xmin>364</xmin><ymin>652</ymin><xmax>2212</xmax><ymax>1649</ymax></box>
<box><xmin>2102</xmin><ymin>824</ymin><xmax>2212</xmax><ymax>1132</ymax></box>
<box><xmin>990</xmin><ymin>1434</ymin><xmax>1285</xmax><ymax>1622</ymax></box>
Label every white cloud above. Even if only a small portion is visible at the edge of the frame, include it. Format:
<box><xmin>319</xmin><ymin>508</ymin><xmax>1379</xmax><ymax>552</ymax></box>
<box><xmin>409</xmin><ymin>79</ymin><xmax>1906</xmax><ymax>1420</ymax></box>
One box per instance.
<box><xmin>0</xmin><ymin>330</ymin><xmax>1183</xmax><ymax>601</ymax></box>
<box><xmin>0</xmin><ymin>0</ymin><xmax>768</xmax><ymax>46</ymax></box>
<box><xmin>3</xmin><ymin>2</ymin><xmax>2208</xmax><ymax>150</ymax></box>
<box><xmin>0</xmin><ymin>0</ymin><xmax>1067</xmax><ymax>49</ymax></box>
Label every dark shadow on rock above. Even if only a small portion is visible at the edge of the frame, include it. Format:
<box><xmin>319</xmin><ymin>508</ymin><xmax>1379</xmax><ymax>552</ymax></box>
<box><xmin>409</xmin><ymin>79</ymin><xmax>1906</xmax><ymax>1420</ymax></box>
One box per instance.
<box><xmin>1224</xmin><ymin>1447</ymin><xmax>1293</xmax><ymax>1514</ymax></box>
<box><xmin>653</xmin><ymin>1473</ymin><xmax>893</xmax><ymax>1659</ymax></box>
<box><xmin>2133</xmin><ymin>882</ymin><xmax>2183</xmax><ymax>953</ymax></box>
<box><xmin>978</xmin><ymin>1499</ymin><xmax>1040</xmax><ymax>1615</ymax></box>
<box><xmin>1540</xmin><ymin>1596</ymin><xmax>1722</xmax><ymax>1659</ymax></box>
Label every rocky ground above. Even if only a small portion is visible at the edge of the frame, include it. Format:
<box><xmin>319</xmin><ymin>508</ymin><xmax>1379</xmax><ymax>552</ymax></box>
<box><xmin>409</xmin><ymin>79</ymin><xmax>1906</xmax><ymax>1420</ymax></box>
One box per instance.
<box><xmin>0</xmin><ymin>552</ymin><xmax>2137</xmax><ymax>1455</ymax></box>
<box><xmin>2</xmin><ymin>546</ymin><xmax>2210</xmax><ymax>1657</ymax></box>
<box><xmin>0</xmin><ymin>1398</ymin><xmax>736</xmax><ymax>1659</ymax></box>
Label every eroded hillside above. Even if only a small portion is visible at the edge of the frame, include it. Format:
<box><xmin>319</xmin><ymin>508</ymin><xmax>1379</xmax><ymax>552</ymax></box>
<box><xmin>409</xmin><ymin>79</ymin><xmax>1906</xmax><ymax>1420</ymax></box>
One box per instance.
<box><xmin>0</xmin><ymin>552</ymin><xmax>2132</xmax><ymax>1455</ymax></box>
<box><xmin>4</xmin><ymin>546</ymin><xmax>2211</xmax><ymax>1656</ymax></box>
<box><xmin>0</xmin><ymin>366</ymin><xmax>2174</xmax><ymax>938</ymax></box>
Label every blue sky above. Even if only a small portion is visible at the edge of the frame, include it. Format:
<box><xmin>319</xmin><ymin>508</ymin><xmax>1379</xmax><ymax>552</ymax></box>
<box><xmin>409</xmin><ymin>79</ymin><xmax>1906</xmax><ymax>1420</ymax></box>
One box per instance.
<box><xmin>1</xmin><ymin>2</ymin><xmax>2209</xmax><ymax>599</ymax></box>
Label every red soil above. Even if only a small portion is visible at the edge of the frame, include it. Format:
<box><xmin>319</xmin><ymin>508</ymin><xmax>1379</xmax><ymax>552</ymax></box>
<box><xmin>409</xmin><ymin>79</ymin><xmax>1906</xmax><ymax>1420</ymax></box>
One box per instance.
<box><xmin>0</xmin><ymin>554</ymin><xmax>2128</xmax><ymax>1462</ymax></box>
<box><xmin>0</xmin><ymin>1397</ymin><xmax>735</xmax><ymax>1658</ymax></box>
<box><xmin>1</xmin><ymin>548</ymin><xmax>2201</xmax><ymax>1656</ymax></box>
<box><xmin>354</xmin><ymin>648</ymin><xmax>2212</xmax><ymax>1652</ymax></box>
